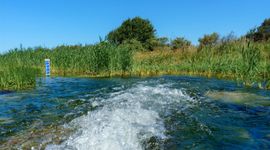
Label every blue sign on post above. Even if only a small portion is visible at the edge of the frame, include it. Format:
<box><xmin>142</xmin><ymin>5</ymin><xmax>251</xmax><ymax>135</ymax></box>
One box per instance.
<box><xmin>45</xmin><ymin>59</ymin><xmax>50</xmax><ymax>76</ymax></box>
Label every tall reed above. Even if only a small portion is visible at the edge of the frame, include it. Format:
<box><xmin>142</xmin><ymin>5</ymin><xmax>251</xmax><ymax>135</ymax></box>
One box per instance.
<box><xmin>0</xmin><ymin>39</ymin><xmax>269</xmax><ymax>90</ymax></box>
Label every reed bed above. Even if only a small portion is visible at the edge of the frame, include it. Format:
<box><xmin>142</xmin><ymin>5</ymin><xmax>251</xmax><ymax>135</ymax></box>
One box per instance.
<box><xmin>0</xmin><ymin>40</ymin><xmax>269</xmax><ymax>90</ymax></box>
<box><xmin>133</xmin><ymin>40</ymin><xmax>270</xmax><ymax>89</ymax></box>
<box><xmin>0</xmin><ymin>42</ymin><xmax>133</xmax><ymax>90</ymax></box>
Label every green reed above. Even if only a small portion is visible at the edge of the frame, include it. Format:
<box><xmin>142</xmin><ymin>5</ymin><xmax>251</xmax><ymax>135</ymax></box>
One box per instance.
<box><xmin>0</xmin><ymin>65</ymin><xmax>40</xmax><ymax>90</ymax></box>
<box><xmin>0</xmin><ymin>42</ymin><xmax>134</xmax><ymax>90</ymax></box>
<box><xmin>0</xmin><ymin>40</ymin><xmax>269</xmax><ymax>90</ymax></box>
<box><xmin>133</xmin><ymin>39</ymin><xmax>270</xmax><ymax>89</ymax></box>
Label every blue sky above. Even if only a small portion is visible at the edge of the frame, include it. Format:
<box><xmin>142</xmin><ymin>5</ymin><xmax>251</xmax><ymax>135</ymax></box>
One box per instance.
<box><xmin>1</xmin><ymin>0</ymin><xmax>269</xmax><ymax>52</ymax></box>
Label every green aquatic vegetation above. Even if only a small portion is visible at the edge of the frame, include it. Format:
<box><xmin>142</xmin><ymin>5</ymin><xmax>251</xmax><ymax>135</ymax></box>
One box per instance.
<box><xmin>0</xmin><ymin>42</ymin><xmax>135</xmax><ymax>89</ymax></box>
<box><xmin>0</xmin><ymin>39</ymin><xmax>270</xmax><ymax>90</ymax></box>
<box><xmin>0</xmin><ymin>66</ymin><xmax>40</xmax><ymax>90</ymax></box>
<box><xmin>238</xmin><ymin>42</ymin><xmax>261</xmax><ymax>85</ymax></box>
<box><xmin>109</xmin><ymin>43</ymin><xmax>133</xmax><ymax>73</ymax></box>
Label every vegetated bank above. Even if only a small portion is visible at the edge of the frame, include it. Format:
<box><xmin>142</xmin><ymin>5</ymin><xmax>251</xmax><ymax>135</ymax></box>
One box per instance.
<box><xmin>0</xmin><ymin>17</ymin><xmax>269</xmax><ymax>90</ymax></box>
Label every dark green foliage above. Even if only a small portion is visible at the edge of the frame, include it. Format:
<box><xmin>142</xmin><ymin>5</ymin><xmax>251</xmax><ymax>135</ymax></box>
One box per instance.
<box><xmin>246</xmin><ymin>18</ymin><xmax>270</xmax><ymax>42</ymax></box>
<box><xmin>110</xmin><ymin>44</ymin><xmax>133</xmax><ymax>72</ymax></box>
<box><xmin>122</xmin><ymin>39</ymin><xmax>145</xmax><ymax>52</ymax></box>
<box><xmin>171</xmin><ymin>37</ymin><xmax>191</xmax><ymax>50</ymax></box>
<box><xmin>198</xmin><ymin>32</ymin><xmax>219</xmax><ymax>49</ymax></box>
<box><xmin>0</xmin><ymin>66</ymin><xmax>40</xmax><ymax>90</ymax></box>
<box><xmin>107</xmin><ymin>17</ymin><xmax>156</xmax><ymax>49</ymax></box>
<box><xmin>88</xmin><ymin>42</ymin><xmax>111</xmax><ymax>73</ymax></box>
<box><xmin>240</xmin><ymin>42</ymin><xmax>261</xmax><ymax>84</ymax></box>
<box><xmin>259</xmin><ymin>18</ymin><xmax>270</xmax><ymax>41</ymax></box>
<box><xmin>145</xmin><ymin>38</ymin><xmax>159</xmax><ymax>50</ymax></box>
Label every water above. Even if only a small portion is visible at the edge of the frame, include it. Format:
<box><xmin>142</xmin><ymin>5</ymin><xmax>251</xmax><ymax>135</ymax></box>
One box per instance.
<box><xmin>0</xmin><ymin>76</ymin><xmax>270</xmax><ymax>149</ymax></box>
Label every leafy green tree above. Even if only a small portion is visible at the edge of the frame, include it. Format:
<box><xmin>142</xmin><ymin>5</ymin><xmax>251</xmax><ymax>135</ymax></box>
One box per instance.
<box><xmin>259</xmin><ymin>18</ymin><xmax>270</xmax><ymax>41</ymax></box>
<box><xmin>198</xmin><ymin>32</ymin><xmax>219</xmax><ymax>48</ymax></box>
<box><xmin>171</xmin><ymin>37</ymin><xmax>191</xmax><ymax>50</ymax></box>
<box><xmin>246</xmin><ymin>18</ymin><xmax>270</xmax><ymax>41</ymax></box>
<box><xmin>107</xmin><ymin>17</ymin><xmax>156</xmax><ymax>50</ymax></box>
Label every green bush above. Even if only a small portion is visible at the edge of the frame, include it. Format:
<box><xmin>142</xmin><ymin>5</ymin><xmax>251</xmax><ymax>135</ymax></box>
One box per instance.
<box><xmin>171</xmin><ymin>37</ymin><xmax>191</xmax><ymax>50</ymax></box>
<box><xmin>198</xmin><ymin>32</ymin><xmax>219</xmax><ymax>49</ymax></box>
<box><xmin>122</xmin><ymin>39</ymin><xmax>145</xmax><ymax>52</ymax></box>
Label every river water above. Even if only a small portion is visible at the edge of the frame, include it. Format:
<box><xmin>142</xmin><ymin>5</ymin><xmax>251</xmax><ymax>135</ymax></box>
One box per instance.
<box><xmin>0</xmin><ymin>76</ymin><xmax>270</xmax><ymax>149</ymax></box>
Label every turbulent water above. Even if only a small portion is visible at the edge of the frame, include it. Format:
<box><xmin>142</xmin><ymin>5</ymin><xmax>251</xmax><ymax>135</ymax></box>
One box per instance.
<box><xmin>0</xmin><ymin>76</ymin><xmax>270</xmax><ymax>149</ymax></box>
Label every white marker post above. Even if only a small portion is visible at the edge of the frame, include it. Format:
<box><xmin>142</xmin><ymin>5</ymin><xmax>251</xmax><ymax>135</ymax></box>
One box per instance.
<box><xmin>45</xmin><ymin>59</ymin><xmax>50</xmax><ymax>76</ymax></box>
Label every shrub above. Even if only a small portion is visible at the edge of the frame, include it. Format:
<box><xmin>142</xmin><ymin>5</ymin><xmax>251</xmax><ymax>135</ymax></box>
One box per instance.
<box><xmin>171</xmin><ymin>37</ymin><xmax>191</xmax><ymax>50</ymax></box>
<box><xmin>122</xmin><ymin>39</ymin><xmax>145</xmax><ymax>52</ymax></box>
<box><xmin>198</xmin><ymin>32</ymin><xmax>219</xmax><ymax>49</ymax></box>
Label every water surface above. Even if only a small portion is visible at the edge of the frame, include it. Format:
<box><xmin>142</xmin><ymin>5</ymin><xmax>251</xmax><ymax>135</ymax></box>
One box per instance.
<box><xmin>0</xmin><ymin>76</ymin><xmax>270</xmax><ymax>149</ymax></box>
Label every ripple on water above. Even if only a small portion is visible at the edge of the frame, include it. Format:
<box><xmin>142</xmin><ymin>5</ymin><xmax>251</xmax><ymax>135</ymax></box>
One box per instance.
<box><xmin>1</xmin><ymin>77</ymin><xmax>270</xmax><ymax>149</ymax></box>
<box><xmin>46</xmin><ymin>82</ymin><xmax>195</xmax><ymax>150</ymax></box>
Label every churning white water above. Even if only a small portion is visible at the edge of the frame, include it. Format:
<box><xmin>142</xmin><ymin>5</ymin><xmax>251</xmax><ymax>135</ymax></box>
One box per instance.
<box><xmin>46</xmin><ymin>82</ymin><xmax>195</xmax><ymax>150</ymax></box>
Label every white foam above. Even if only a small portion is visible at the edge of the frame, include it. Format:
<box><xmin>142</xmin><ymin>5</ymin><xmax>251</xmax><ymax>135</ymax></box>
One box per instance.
<box><xmin>46</xmin><ymin>82</ymin><xmax>195</xmax><ymax>150</ymax></box>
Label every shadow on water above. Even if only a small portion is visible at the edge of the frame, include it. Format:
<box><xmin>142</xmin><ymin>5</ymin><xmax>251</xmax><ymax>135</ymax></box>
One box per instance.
<box><xmin>0</xmin><ymin>90</ymin><xmax>13</xmax><ymax>95</ymax></box>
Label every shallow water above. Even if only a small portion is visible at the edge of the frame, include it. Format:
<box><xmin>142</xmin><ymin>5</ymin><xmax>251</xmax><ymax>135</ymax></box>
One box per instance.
<box><xmin>0</xmin><ymin>76</ymin><xmax>270</xmax><ymax>149</ymax></box>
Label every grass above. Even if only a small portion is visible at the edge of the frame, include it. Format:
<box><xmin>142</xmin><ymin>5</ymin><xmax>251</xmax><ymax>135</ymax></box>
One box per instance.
<box><xmin>133</xmin><ymin>40</ymin><xmax>270</xmax><ymax>89</ymax></box>
<box><xmin>0</xmin><ymin>66</ymin><xmax>40</xmax><ymax>90</ymax></box>
<box><xmin>0</xmin><ymin>40</ymin><xmax>269</xmax><ymax>90</ymax></box>
<box><xmin>0</xmin><ymin>42</ymin><xmax>133</xmax><ymax>90</ymax></box>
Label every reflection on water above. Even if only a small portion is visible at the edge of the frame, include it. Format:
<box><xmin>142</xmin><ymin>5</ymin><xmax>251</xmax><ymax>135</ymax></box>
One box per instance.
<box><xmin>206</xmin><ymin>91</ymin><xmax>270</xmax><ymax>106</ymax></box>
<box><xmin>0</xmin><ymin>76</ymin><xmax>270</xmax><ymax>149</ymax></box>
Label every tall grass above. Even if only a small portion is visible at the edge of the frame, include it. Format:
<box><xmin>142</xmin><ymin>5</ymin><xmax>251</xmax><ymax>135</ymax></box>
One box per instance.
<box><xmin>0</xmin><ymin>39</ymin><xmax>269</xmax><ymax>90</ymax></box>
<box><xmin>0</xmin><ymin>65</ymin><xmax>40</xmax><ymax>90</ymax></box>
<box><xmin>0</xmin><ymin>42</ymin><xmax>134</xmax><ymax>90</ymax></box>
<box><xmin>133</xmin><ymin>40</ymin><xmax>270</xmax><ymax>89</ymax></box>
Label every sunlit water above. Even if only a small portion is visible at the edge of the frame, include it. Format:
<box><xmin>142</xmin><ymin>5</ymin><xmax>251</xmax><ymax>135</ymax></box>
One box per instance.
<box><xmin>0</xmin><ymin>76</ymin><xmax>270</xmax><ymax>149</ymax></box>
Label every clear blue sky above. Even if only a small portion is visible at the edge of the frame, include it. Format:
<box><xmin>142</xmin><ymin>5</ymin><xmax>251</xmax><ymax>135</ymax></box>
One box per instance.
<box><xmin>1</xmin><ymin>0</ymin><xmax>269</xmax><ymax>52</ymax></box>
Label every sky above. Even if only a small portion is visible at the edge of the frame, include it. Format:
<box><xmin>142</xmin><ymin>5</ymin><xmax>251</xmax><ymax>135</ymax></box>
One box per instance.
<box><xmin>1</xmin><ymin>0</ymin><xmax>270</xmax><ymax>52</ymax></box>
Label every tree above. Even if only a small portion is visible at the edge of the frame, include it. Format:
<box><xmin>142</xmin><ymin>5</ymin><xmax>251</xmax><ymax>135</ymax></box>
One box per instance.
<box><xmin>246</xmin><ymin>18</ymin><xmax>270</xmax><ymax>41</ymax></box>
<box><xmin>259</xmin><ymin>18</ymin><xmax>270</xmax><ymax>41</ymax></box>
<box><xmin>198</xmin><ymin>32</ymin><xmax>219</xmax><ymax>48</ymax></box>
<box><xmin>171</xmin><ymin>37</ymin><xmax>191</xmax><ymax>50</ymax></box>
<box><xmin>107</xmin><ymin>17</ymin><xmax>156</xmax><ymax>49</ymax></box>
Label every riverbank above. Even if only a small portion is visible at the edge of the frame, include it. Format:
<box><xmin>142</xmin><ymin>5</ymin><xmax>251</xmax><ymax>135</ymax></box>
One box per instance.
<box><xmin>0</xmin><ymin>40</ymin><xmax>269</xmax><ymax>90</ymax></box>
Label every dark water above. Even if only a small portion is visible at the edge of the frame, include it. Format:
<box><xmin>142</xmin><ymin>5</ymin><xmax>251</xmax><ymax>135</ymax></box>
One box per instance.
<box><xmin>0</xmin><ymin>76</ymin><xmax>270</xmax><ymax>149</ymax></box>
